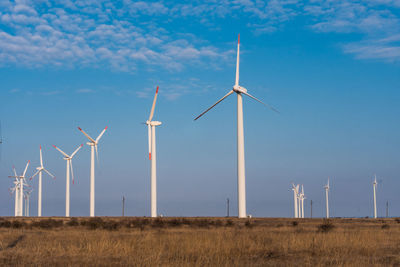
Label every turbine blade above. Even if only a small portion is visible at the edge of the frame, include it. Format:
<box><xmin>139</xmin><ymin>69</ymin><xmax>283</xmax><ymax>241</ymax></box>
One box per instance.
<box><xmin>148</xmin><ymin>86</ymin><xmax>159</xmax><ymax>122</ymax></box>
<box><xmin>78</xmin><ymin>127</ymin><xmax>96</xmax><ymax>143</ymax></box>
<box><xmin>242</xmin><ymin>91</ymin><xmax>280</xmax><ymax>113</ymax></box>
<box><xmin>53</xmin><ymin>145</ymin><xmax>70</xmax><ymax>158</ymax></box>
<box><xmin>70</xmin><ymin>144</ymin><xmax>83</xmax><ymax>158</ymax></box>
<box><xmin>235</xmin><ymin>34</ymin><xmax>240</xmax><ymax>86</ymax></box>
<box><xmin>22</xmin><ymin>160</ymin><xmax>30</xmax><ymax>177</ymax></box>
<box><xmin>194</xmin><ymin>90</ymin><xmax>234</xmax><ymax>121</ymax></box>
<box><xmin>39</xmin><ymin>145</ymin><xmax>43</xmax><ymax>167</ymax></box>
<box><xmin>30</xmin><ymin>170</ymin><xmax>41</xmax><ymax>180</ymax></box>
<box><xmin>70</xmin><ymin>160</ymin><xmax>75</xmax><ymax>185</ymax></box>
<box><xmin>13</xmin><ymin>166</ymin><xmax>17</xmax><ymax>177</ymax></box>
<box><xmin>148</xmin><ymin>124</ymin><xmax>152</xmax><ymax>160</ymax></box>
<box><xmin>43</xmin><ymin>168</ymin><xmax>55</xmax><ymax>179</ymax></box>
<box><xmin>96</xmin><ymin>126</ymin><xmax>108</xmax><ymax>143</ymax></box>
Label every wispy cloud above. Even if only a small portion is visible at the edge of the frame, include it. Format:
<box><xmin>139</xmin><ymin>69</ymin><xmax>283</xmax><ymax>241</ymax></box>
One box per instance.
<box><xmin>76</xmin><ymin>88</ymin><xmax>95</xmax><ymax>94</ymax></box>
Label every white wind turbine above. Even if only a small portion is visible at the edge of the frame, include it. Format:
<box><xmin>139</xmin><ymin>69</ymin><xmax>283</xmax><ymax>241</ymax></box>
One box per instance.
<box><xmin>9</xmin><ymin>179</ymin><xmax>21</xmax><ymax>217</ymax></box>
<box><xmin>373</xmin><ymin>174</ymin><xmax>378</xmax><ymax>219</ymax></box>
<box><xmin>146</xmin><ymin>86</ymin><xmax>162</xmax><ymax>218</ymax></box>
<box><xmin>30</xmin><ymin>145</ymin><xmax>55</xmax><ymax>217</ymax></box>
<box><xmin>291</xmin><ymin>183</ymin><xmax>299</xmax><ymax>218</ymax></box>
<box><xmin>78</xmin><ymin>126</ymin><xmax>107</xmax><ymax>217</ymax></box>
<box><xmin>194</xmin><ymin>34</ymin><xmax>278</xmax><ymax>218</ymax></box>
<box><xmin>8</xmin><ymin>161</ymin><xmax>30</xmax><ymax>216</ymax></box>
<box><xmin>24</xmin><ymin>188</ymin><xmax>33</xmax><ymax>217</ymax></box>
<box><xmin>324</xmin><ymin>178</ymin><xmax>330</xmax><ymax>219</ymax></box>
<box><xmin>53</xmin><ymin>144</ymin><xmax>83</xmax><ymax>217</ymax></box>
<box><xmin>299</xmin><ymin>185</ymin><xmax>305</xmax><ymax>218</ymax></box>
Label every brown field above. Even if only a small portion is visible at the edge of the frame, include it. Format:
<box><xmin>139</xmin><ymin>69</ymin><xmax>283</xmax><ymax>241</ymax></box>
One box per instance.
<box><xmin>0</xmin><ymin>217</ymin><xmax>399</xmax><ymax>266</ymax></box>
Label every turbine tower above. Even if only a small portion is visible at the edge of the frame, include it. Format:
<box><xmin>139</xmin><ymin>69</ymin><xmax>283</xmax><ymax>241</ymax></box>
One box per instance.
<box><xmin>299</xmin><ymin>185</ymin><xmax>305</xmax><ymax>218</ymax></box>
<box><xmin>146</xmin><ymin>86</ymin><xmax>162</xmax><ymax>218</ymax></box>
<box><xmin>291</xmin><ymin>183</ymin><xmax>299</xmax><ymax>218</ymax></box>
<box><xmin>8</xmin><ymin>161</ymin><xmax>30</xmax><ymax>216</ymax></box>
<box><xmin>9</xmin><ymin>179</ymin><xmax>21</xmax><ymax>216</ymax></box>
<box><xmin>53</xmin><ymin>144</ymin><xmax>83</xmax><ymax>217</ymax></box>
<box><xmin>78</xmin><ymin>126</ymin><xmax>107</xmax><ymax>217</ymax></box>
<box><xmin>30</xmin><ymin>145</ymin><xmax>55</xmax><ymax>217</ymax></box>
<box><xmin>324</xmin><ymin>178</ymin><xmax>330</xmax><ymax>219</ymax></box>
<box><xmin>194</xmin><ymin>34</ymin><xmax>278</xmax><ymax>218</ymax></box>
<box><xmin>24</xmin><ymin>188</ymin><xmax>33</xmax><ymax>217</ymax></box>
<box><xmin>373</xmin><ymin>174</ymin><xmax>378</xmax><ymax>219</ymax></box>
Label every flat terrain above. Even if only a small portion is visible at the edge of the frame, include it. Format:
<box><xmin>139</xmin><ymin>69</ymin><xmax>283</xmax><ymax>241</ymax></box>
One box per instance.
<box><xmin>0</xmin><ymin>217</ymin><xmax>399</xmax><ymax>266</ymax></box>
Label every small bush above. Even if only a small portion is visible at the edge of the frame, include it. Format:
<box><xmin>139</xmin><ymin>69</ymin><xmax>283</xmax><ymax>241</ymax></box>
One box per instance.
<box><xmin>168</xmin><ymin>219</ymin><xmax>182</xmax><ymax>227</ymax></box>
<box><xmin>395</xmin><ymin>218</ymin><xmax>400</xmax><ymax>224</ymax></box>
<box><xmin>67</xmin><ymin>218</ymin><xmax>79</xmax><ymax>227</ymax></box>
<box><xmin>292</xmin><ymin>221</ymin><xmax>298</xmax><ymax>227</ymax></box>
<box><xmin>82</xmin><ymin>218</ymin><xmax>104</xmax><ymax>230</ymax></box>
<box><xmin>245</xmin><ymin>220</ymin><xmax>253</xmax><ymax>228</ymax></box>
<box><xmin>318</xmin><ymin>221</ymin><xmax>335</xmax><ymax>233</ymax></box>
<box><xmin>102</xmin><ymin>221</ymin><xmax>120</xmax><ymax>231</ymax></box>
<box><xmin>225</xmin><ymin>220</ymin><xmax>234</xmax><ymax>227</ymax></box>
<box><xmin>214</xmin><ymin>220</ymin><xmax>223</xmax><ymax>227</ymax></box>
<box><xmin>11</xmin><ymin>221</ymin><xmax>26</xmax><ymax>229</ymax></box>
<box><xmin>381</xmin><ymin>224</ymin><xmax>390</xmax><ymax>229</ymax></box>
<box><xmin>32</xmin><ymin>219</ymin><xmax>63</xmax><ymax>229</ymax></box>
<box><xmin>0</xmin><ymin>220</ymin><xmax>12</xmax><ymax>228</ymax></box>
<box><xmin>152</xmin><ymin>218</ymin><xmax>165</xmax><ymax>228</ymax></box>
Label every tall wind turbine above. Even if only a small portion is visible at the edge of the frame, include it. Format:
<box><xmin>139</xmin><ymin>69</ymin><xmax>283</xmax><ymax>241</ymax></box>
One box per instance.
<box><xmin>194</xmin><ymin>34</ymin><xmax>278</xmax><ymax>218</ymax></box>
<box><xmin>291</xmin><ymin>183</ymin><xmax>299</xmax><ymax>218</ymax></box>
<box><xmin>53</xmin><ymin>144</ymin><xmax>83</xmax><ymax>217</ymax></box>
<box><xmin>9</xmin><ymin>178</ymin><xmax>20</xmax><ymax>216</ymax></box>
<box><xmin>324</xmin><ymin>178</ymin><xmax>330</xmax><ymax>219</ymax></box>
<box><xmin>78</xmin><ymin>126</ymin><xmax>107</xmax><ymax>217</ymax></box>
<box><xmin>146</xmin><ymin>86</ymin><xmax>162</xmax><ymax>218</ymax></box>
<box><xmin>373</xmin><ymin>174</ymin><xmax>378</xmax><ymax>219</ymax></box>
<box><xmin>30</xmin><ymin>145</ymin><xmax>55</xmax><ymax>217</ymax></box>
<box><xmin>8</xmin><ymin>161</ymin><xmax>30</xmax><ymax>216</ymax></box>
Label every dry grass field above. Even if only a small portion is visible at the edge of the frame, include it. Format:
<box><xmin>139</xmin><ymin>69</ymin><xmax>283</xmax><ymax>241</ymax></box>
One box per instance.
<box><xmin>0</xmin><ymin>217</ymin><xmax>399</xmax><ymax>266</ymax></box>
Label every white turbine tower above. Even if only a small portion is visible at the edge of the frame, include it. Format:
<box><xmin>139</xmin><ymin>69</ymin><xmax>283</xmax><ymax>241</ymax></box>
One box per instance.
<box><xmin>299</xmin><ymin>185</ymin><xmax>305</xmax><ymax>218</ymax></box>
<box><xmin>373</xmin><ymin>174</ymin><xmax>378</xmax><ymax>219</ymax></box>
<box><xmin>30</xmin><ymin>145</ymin><xmax>55</xmax><ymax>217</ymax></box>
<box><xmin>78</xmin><ymin>126</ymin><xmax>107</xmax><ymax>217</ymax></box>
<box><xmin>24</xmin><ymin>188</ymin><xmax>33</xmax><ymax>217</ymax></box>
<box><xmin>146</xmin><ymin>86</ymin><xmax>162</xmax><ymax>218</ymax></box>
<box><xmin>194</xmin><ymin>34</ymin><xmax>278</xmax><ymax>218</ymax></box>
<box><xmin>53</xmin><ymin>144</ymin><xmax>83</xmax><ymax>217</ymax></box>
<box><xmin>8</xmin><ymin>161</ymin><xmax>30</xmax><ymax>216</ymax></box>
<box><xmin>291</xmin><ymin>183</ymin><xmax>299</xmax><ymax>218</ymax></box>
<box><xmin>324</xmin><ymin>178</ymin><xmax>330</xmax><ymax>219</ymax></box>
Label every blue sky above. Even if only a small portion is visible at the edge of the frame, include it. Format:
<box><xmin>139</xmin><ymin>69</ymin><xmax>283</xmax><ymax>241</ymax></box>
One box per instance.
<box><xmin>1</xmin><ymin>0</ymin><xmax>400</xmax><ymax>218</ymax></box>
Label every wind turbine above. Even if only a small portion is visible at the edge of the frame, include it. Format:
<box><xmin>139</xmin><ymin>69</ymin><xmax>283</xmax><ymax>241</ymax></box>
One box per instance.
<box><xmin>24</xmin><ymin>188</ymin><xmax>33</xmax><ymax>217</ymax></box>
<box><xmin>9</xmin><ymin>179</ymin><xmax>20</xmax><ymax>216</ymax></box>
<box><xmin>53</xmin><ymin>144</ymin><xmax>83</xmax><ymax>217</ymax></box>
<box><xmin>324</xmin><ymin>178</ymin><xmax>330</xmax><ymax>219</ymax></box>
<box><xmin>291</xmin><ymin>183</ymin><xmax>299</xmax><ymax>218</ymax></box>
<box><xmin>78</xmin><ymin>126</ymin><xmax>107</xmax><ymax>217</ymax></box>
<box><xmin>373</xmin><ymin>174</ymin><xmax>378</xmax><ymax>219</ymax></box>
<box><xmin>8</xmin><ymin>161</ymin><xmax>30</xmax><ymax>216</ymax></box>
<box><xmin>146</xmin><ymin>86</ymin><xmax>162</xmax><ymax>217</ymax></box>
<box><xmin>30</xmin><ymin>145</ymin><xmax>55</xmax><ymax>217</ymax></box>
<box><xmin>194</xmin><ymin>34</ymin><xmax>278</xmax><ymax>218</ymax></box>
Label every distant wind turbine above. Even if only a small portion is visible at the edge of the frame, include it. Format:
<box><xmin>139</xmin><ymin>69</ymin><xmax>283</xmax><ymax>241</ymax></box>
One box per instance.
<box><xmin>194</xmin><ymin>34</ymin><xmax>278</xmax><ymax>218</ymax></box>
<box><xmin>78</xmin><ymin>126</ymin><xmax>107</xmax><ymax>217</ymax></box>
<box><xmin>146</xmin><ymin>86</ymin><xmax>162</xmax><ymax>218</ymax></box>
<box><xmin>299</xmin><ymin>185</ymin><xmax>305</xmax><ymax>218</ymax></box>
<box><xmin>8</xmin><ymin>161</ymin><xmax>30</xmax><ymax>216</ymax></box>
<box><xmin>24</xmin><ymin>188</ymin><xmax>33</xmax><ymax>217</ymax></box>
<box><xmin>373</xmin><ymin>174</ymin><xmax>378</xmax><ymax>219</ymax></box>
<box><xmin>30</xmin><ymin>145</ymin><xmax>55</xmax><ymax>217</ymax></box>
<box><xmin>9</xmin><ymin>179</ymin><xmax>20</xmax><ymax>216</ymax></box>
<box><xmin>291</xmin><ymin>183</ymin><xmax>299</xmax><ymax>218</ymax></box>
<box><xmin>53</xmin><ymin>144</ymin><xmax>83</xmax><ymax>217</ymax></box>
<box><xmin>324</xmin><ymin>178</ymin><xmax>330</xmax><ymax>219</ymax></box>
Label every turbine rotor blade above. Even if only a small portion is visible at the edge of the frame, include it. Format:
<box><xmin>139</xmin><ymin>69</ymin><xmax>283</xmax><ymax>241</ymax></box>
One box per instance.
<box><xmin>70</xmin><ymin>160</ymin><xmax>75</xmax><ymax>185</ymax></box>
<box><xmin>43</xmin><ymin>168</ymin><xmax>55</xmax><ymax>179</ymax></box>
<box><xmin>39</xmin><ymin>145</ymin><xmax>43</xmax><ymax>167</ymax></box>
<box><xmin>53</xmin><ymin>145</ymin><xmax>70</xmax><ymax>158</ymax></box>
<box><xmin>71</xmin><ymin>144</ymin><xmax>83</xmax><ymax>158</ymax></box>
<box><xmin>96</xmin><ymin>126</ymin><xmax>108</xmax><ymax>143</ymax></box>
<box><xmin>30</xmin><ymin>170</ymin><xmax>41</xmax><ymax>180</ymax></box>
<box><xmin>242</xmin><ymin>91</ymin><xmax>280</xmax><ymax>113</ymax></box>
<box><xmin>22</xmin><ymin>160</ymin><xmax>30</xmax><ymax>177</ymax></box>
<box><xmin>78</xmin><ymin>127</ymin><xmax>96</xmax><ymax>143</ymax></box>
<box><xmin>148</xmin><ymin>124</ymin><xmax>152</xmax><ymax>160</ymax></box>
<box><xmin>235</xmin><ymin>34</ymin><xmax>240</xmax><ymax>86</ymax></box>
<box><xmin>194</xmin><ymin>90</ymin><xmax>234</xmax><ymax>121</ymax></box>
<box><xmin>148</xmin><ymin>86</ymin><xmax>159</xmax><ymax>122</ymax></box>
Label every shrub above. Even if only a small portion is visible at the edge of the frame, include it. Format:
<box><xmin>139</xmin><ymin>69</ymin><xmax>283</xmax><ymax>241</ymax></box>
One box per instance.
<box><xmin>225</xmin><ymin>219</ymin><xmax>234</xmax><ymax>227</ymax></box>
<box><xmin>168</xmin><ymin>219</ymin><xmax>182</xmax><ymax>227</ymax></box>
<box><xmin>82</xmin><ymin>218</ymin><xmax>104</xmax><ymax>230</ymax></box>
<box><xmin>245</xmin><ymin>220</ymin><xmax>253</xmax><ymax>228</ymax></box>
<box><xmin>11</xmin><ymin>221</ymin><xmax>26</xmax><ymax>229</ymax></box>
<box><xmin>317</xmin><ymin>221</ymin><xmax>335</xmax><ymax>233</ymax></box>
<box><xmin>102</xmin><ymin>221</ymin><xmax>120</xmax><ymax>231</ymax></box>
<box><xmin>67</xmin><ymin>218</ymin><xmax>79</xmax><ymax>227</ymax></box>
<box><xmin>32</xmin><ymin>219</ymin><xmax>63</xmax><ymax>229</ymax></box>
<box><xmin>292</xmin><ymin>221</ymin><xmax>298</xmax><ymax>227</ymax></box>
<box><xmin>381</xmin><ymin>224</ymin><xmax>390</xmax><ymax>229</ymax></box>
<box><xmin>0</xmin><ymin>220</ymin><xmax>12</xmax><ymax>228</ymax></box>
<box><xmin>152</xmin><ymin>218</ymin><xmax>165</xmax><ymax>228</ymax></box>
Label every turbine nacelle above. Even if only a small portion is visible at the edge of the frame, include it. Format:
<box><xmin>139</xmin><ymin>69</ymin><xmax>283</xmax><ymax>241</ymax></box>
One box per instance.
<box><xmin>148</xmin><ymin>121</ymin><xmax>162</xmax><ymax>126</ymax></box>
<box><xmin>233</xmin><ymin>85</ymin><xmax>247</xmax><ymax>94</ymax></box>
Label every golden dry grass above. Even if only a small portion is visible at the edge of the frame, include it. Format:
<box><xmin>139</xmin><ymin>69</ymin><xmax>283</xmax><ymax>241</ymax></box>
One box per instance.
<box><xmin>0</xmin><ymin>217</ymin><xmax>399</xmax><ymax>266</ymax></box>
